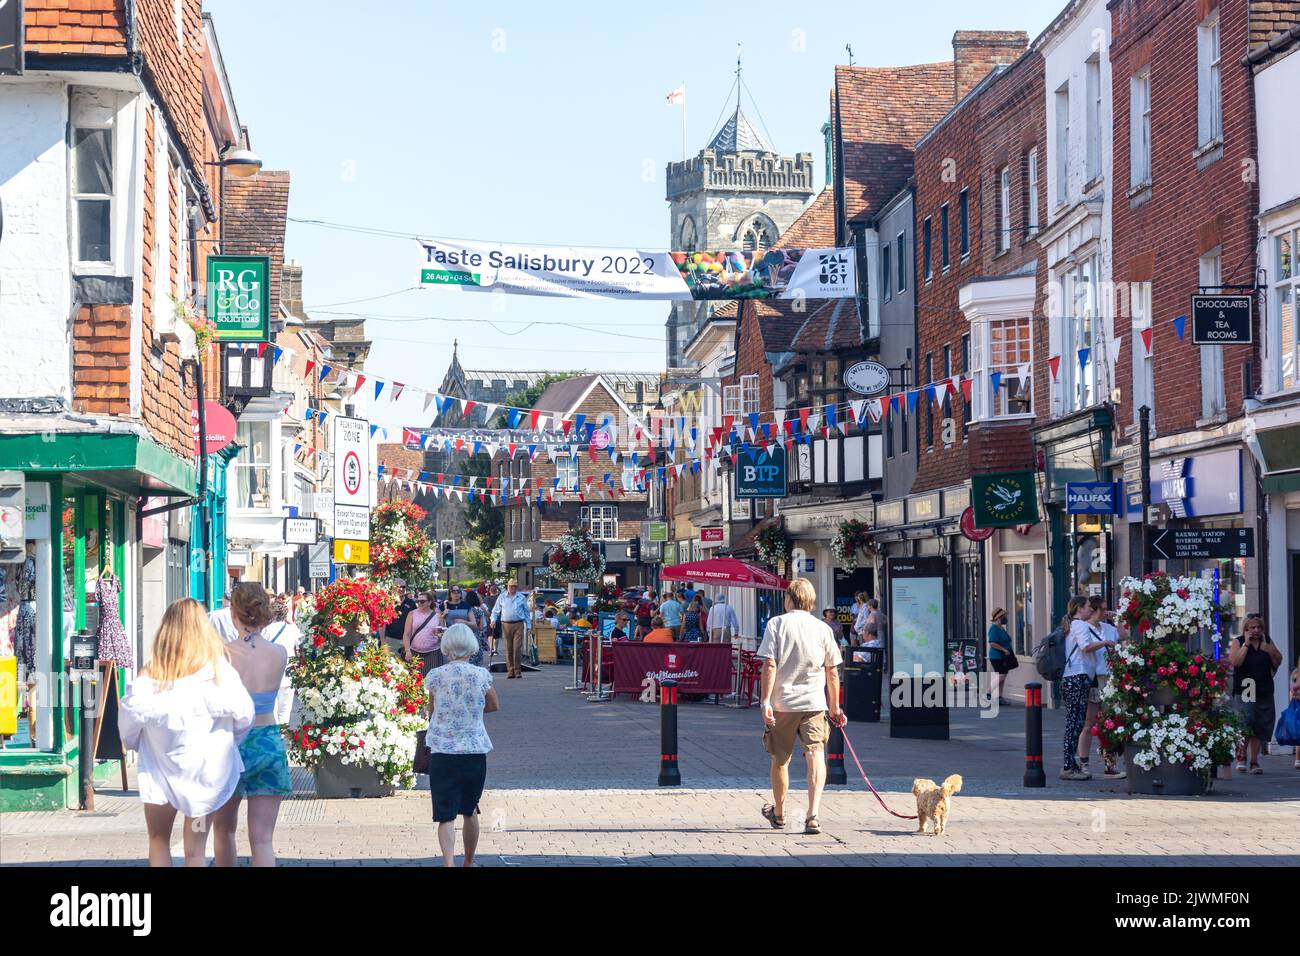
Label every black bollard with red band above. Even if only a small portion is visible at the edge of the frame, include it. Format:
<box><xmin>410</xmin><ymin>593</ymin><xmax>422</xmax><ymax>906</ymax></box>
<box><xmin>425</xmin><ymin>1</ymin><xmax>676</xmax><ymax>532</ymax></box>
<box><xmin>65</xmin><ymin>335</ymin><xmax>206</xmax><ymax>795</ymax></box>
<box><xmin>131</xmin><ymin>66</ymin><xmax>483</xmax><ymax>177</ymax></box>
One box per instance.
<box><xmin>826</xmin><ymin>683</ymin><xmax>847</xmax><ymax>785</ymax></box>
<box><xmin>658</xmin><ymin>679</ymin><xmax>681</xmax><ymax>787</ymax></box>
<box><xmin>1023</xmin><ymin>681</ymin><xmax>1046</xmax><ymax>788</ymax></box>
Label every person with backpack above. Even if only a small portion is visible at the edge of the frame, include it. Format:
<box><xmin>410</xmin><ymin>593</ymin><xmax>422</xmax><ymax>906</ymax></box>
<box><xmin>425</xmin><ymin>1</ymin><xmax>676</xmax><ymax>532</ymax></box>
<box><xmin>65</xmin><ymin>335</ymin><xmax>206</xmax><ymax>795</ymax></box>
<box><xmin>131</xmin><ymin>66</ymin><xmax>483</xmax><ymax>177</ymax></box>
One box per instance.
<box><xmin>1059</xmin><ymin>596</ymin><xmax>1114</xmax><ymax>780</ymax></box>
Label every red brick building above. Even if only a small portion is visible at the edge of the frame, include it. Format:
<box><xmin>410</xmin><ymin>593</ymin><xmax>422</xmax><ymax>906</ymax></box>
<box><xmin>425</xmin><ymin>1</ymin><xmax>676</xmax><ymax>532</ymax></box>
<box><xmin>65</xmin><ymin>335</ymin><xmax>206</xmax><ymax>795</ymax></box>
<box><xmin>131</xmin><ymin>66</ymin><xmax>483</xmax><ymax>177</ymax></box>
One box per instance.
<box><xmin>498</xmin><ymin>375</ymin><xmax>653</xmax><ymax>588</ymax></box>
<box><xmin>1107</xmin><ymin>0</ymin><xmax>1263</xmax><ymax>613</ymax></box>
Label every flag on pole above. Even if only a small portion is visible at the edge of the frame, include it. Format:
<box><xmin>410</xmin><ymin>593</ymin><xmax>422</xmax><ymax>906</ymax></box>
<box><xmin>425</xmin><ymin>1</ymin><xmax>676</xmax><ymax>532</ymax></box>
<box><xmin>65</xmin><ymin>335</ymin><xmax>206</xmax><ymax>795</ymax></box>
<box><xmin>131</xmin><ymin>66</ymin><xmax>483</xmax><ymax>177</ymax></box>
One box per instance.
<box><xmin>665</xmin><ymin>85</ymin><xmax>685</xmax><ymax>106</ymax></box>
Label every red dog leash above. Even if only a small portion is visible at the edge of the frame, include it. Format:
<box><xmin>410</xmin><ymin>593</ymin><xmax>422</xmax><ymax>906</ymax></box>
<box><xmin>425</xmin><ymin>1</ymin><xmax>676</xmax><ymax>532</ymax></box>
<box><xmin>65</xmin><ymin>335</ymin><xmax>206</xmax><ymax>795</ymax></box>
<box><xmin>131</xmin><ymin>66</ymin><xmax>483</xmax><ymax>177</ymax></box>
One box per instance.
<box><xmin>840</xmin><ymin>728</ymin><xmax>918</xmax><ymax>820</ymax></box>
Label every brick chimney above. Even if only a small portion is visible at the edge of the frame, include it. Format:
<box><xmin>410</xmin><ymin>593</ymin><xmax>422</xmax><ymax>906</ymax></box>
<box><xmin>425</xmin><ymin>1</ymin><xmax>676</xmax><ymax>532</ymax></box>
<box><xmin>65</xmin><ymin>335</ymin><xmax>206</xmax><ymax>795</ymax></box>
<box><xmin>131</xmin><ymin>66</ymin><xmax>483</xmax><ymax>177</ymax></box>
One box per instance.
<box><xmin>282</xmin><ymin>259</ymin><xmax>304</xmax><ymax>317</ymax></box>
<box><xmin>953</xmin><ymin>30</ymin><xmax>1029</xmax><ymax>100</ymax></box>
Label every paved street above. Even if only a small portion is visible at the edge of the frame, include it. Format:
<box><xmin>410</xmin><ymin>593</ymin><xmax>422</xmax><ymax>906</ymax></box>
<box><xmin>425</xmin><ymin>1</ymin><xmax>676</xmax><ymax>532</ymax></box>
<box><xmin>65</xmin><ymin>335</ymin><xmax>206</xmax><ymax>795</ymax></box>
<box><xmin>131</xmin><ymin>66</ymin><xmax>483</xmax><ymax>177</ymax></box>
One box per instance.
<box><xmin>4</xmin><ymin>665</ymin><xmax>1297</xmax><ymax>867</ymax></box>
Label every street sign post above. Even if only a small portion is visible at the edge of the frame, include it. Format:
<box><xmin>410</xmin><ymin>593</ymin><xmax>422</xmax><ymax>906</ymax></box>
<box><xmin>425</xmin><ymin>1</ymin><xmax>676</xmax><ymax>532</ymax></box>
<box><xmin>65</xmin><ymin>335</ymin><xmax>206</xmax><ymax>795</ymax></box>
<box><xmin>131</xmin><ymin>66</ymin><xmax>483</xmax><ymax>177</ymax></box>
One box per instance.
<box><xmin>1147</xmin><ymin>528</ymin><xmax>1254</xmax><ymax>562</ymax></box>
<box><xmin>332</xmin><ymin>416</ymin><xmax>371</xmax><ymax>563</ymax></box>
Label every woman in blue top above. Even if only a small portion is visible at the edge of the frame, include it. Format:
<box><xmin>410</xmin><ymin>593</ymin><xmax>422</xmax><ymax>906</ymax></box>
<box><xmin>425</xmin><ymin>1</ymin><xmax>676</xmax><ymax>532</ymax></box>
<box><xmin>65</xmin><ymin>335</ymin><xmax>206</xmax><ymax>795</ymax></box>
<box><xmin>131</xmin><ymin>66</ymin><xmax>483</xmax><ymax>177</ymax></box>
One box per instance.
<box><xmin>987</xmin><ymin>607</ymin><xmax>1015</xmax><ymax>704</ymax></box>
<box><xmin>213</xmin><ymin>583</ymin><xmax>291</xmax><ymax>867</ymax></box>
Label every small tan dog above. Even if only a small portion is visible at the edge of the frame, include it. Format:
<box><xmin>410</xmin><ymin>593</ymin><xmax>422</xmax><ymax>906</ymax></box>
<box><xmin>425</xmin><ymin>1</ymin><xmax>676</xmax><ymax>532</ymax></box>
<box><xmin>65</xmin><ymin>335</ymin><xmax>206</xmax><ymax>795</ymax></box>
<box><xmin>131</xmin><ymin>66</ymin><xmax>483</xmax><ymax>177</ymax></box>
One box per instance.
<box><xmin>911</xmin><ymin>774</ymin><xmax>963</xmax><ymax>835</ymax></box>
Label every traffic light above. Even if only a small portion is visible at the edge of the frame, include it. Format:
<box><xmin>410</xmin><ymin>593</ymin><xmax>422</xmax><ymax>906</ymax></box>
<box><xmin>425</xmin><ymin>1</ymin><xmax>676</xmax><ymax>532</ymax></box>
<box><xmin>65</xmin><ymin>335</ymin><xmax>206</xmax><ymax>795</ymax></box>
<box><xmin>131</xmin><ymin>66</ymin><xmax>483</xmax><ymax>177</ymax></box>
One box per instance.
<box><xmin>629</xmin><ymin>536</ymin><xmax>642</xmax><ymax>564</ymax></box>
<box><xmin>440</xmin><ymin>539</ymin><xmax>455</xmax><ymax>568</ymax></box>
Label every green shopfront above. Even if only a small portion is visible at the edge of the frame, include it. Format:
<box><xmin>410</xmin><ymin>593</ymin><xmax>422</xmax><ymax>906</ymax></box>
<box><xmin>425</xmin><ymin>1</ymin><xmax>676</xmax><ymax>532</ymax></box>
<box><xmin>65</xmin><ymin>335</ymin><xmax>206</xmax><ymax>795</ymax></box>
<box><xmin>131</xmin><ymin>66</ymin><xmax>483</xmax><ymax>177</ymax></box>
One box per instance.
<box><xmin>1032</xmin><ymin>406</ymin><xmax>1114</xmax><ymax>632</ymax></box>
<box><xmin>0</xmin><ymin>430</ymin><xmax>196</xmax><ymax>812</ymax></box>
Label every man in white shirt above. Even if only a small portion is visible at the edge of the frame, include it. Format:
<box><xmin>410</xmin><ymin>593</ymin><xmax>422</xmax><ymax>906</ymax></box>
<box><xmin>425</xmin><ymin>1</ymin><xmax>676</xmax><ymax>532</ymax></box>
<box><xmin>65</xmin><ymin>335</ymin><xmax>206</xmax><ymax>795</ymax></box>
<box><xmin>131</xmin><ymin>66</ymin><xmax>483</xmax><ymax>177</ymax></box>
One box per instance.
<box><xmin>708</xmin><ymin>593</ymin><xmax>740</xmax><ymax>644</ymax></box>
<box><xmin>489</xmin><ymin>579</ymin><xmax>532</xmax><ymax>679</ymax></box>
<box><xmin>758</xmin><ymin>578</ymin><xmax>845</xmax><ymax>836</ymax></box>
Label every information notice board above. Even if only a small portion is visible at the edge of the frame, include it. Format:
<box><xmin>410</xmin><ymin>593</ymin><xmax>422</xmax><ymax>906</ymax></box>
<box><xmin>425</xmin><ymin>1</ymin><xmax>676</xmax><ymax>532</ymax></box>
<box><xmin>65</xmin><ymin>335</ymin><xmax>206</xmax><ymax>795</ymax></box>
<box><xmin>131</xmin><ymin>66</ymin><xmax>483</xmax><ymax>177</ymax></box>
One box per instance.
<box><xmin>887</xmin><ymin>556</ymin><xmax>949</xmax><ymax>740</ymax></box>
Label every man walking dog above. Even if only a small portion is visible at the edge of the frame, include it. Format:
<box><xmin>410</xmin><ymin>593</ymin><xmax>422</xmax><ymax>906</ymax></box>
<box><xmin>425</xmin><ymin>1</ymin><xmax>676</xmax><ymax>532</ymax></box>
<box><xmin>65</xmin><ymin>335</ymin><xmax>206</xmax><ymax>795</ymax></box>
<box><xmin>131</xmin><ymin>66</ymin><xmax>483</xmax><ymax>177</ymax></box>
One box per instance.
<box><xmin>759</xmin><ymin>578</ymin><xmax>846</xmax><ymax>835</ymax></box>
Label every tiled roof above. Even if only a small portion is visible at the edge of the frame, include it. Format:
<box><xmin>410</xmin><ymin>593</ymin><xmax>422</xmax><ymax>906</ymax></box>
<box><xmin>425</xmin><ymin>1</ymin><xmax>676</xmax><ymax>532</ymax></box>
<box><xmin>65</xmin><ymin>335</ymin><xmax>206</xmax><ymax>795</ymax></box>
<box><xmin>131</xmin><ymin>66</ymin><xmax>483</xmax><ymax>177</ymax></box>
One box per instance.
<box><xmin>835</xmin><ymin>62</ymin><xmax>955</xmax><ymax>224</ymax></box>
<box><xmin>750</xmin><ymin>300</ymin><xmax>810</xmax><ymax>353</ymax></box>
<box><xmin>790</xmin><ymin>298</ymin><xmax>860</xmax><ymax>353</ymax></box>
<box><xmin>533</xmin><ymin>375</ymin><xmax>600</xmax><ymax>415</ymax></box>
<box><xmin>707</xmin><ymin>107</ymin><xmax>774</xmax><ymax>153</ymax></box>
<box><xmin>778</xmin><ymin>188</ymin><xmax>836</xmax><ymax>247</ymax></box>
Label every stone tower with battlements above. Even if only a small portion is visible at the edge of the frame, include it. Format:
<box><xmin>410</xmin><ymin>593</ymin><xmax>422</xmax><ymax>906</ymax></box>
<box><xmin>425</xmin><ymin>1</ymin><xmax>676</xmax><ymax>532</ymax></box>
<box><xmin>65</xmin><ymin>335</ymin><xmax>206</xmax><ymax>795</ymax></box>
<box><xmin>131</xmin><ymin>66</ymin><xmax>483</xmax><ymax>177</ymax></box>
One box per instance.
<box><xmin>664</xmin><ymin>106</ymin><xmax>814</xmax><ymax>367</ymax></box>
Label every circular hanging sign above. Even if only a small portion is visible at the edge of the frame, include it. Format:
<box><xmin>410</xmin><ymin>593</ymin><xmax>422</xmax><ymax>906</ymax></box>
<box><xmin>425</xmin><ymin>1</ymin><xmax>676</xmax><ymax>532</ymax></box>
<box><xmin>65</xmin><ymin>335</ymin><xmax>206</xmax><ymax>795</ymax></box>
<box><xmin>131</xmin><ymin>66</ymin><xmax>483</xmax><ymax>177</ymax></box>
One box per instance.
<box><xmin>591</xmin><ymin>428</ymin><xmax>611</xmax><ymax>450</ymax></box>
<box><xmin>191</xmin><ymin>401</ymin><xmax>238</xmax><ymax>456</ymax></box>
<box><xmin>843</xmin><ymin>361</ymin><xmax>890</xmax><ymax>396</ymax></box>
<box><xmin>960</xmin><ymin>506</ymin><xmax>995</xmax><ymax>542</ymax></box>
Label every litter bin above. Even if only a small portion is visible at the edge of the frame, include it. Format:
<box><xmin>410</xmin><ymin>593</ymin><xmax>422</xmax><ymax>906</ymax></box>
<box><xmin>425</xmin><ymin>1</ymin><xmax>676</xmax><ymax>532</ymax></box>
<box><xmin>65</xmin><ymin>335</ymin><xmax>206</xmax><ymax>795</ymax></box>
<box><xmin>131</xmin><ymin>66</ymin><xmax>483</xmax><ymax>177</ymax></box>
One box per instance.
<box><xmin>843</xmin><ymin>647</ymin><xmax>883</xmax><ymax>722</ymax></box>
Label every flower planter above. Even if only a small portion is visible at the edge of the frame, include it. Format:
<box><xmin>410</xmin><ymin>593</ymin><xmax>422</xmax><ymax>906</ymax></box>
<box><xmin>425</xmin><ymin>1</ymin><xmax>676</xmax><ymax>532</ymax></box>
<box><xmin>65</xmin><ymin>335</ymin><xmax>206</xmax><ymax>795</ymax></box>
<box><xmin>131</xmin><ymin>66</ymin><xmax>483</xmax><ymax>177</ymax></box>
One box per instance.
<box><xmin>334</xmin><ymin>625</ymin><xmax>367</xmax><ymax>648</ymax></box>
<box><xmin>314</xmin><ymin>753</ymin><xmax>395</xmax><ymax>799</ymax></box>
<box><xmin>1125</xmin><ymin>751</ymin><xmax>1207</xmax><ymax>797</ymax></box>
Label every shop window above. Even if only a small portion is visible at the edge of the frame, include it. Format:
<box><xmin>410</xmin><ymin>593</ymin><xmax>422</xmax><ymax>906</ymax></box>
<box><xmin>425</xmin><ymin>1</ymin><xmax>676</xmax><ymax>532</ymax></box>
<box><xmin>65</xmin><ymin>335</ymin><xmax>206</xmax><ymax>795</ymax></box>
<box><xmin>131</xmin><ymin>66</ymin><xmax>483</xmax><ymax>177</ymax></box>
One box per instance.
<box><xmin>72</xmin><ymin>127</ymin><xmax>113</xmax><ymax>264</ymax></box>
<box><xmin>974</xmin><ymin>317</ymin><xmax>1033</xmax><ymax>420</ymax></box>
<box><xmin>1026</xmin><ymin>147</ymin><xmax>1039</xmax><ymax>236</ymax></box>
<box><xmin>740</xmin><ymin>374</ymin><xmax>760</xmax><ymax>414</ymax></box>
<box><xmin>1006</xmin><ymin>562</ymin><xmax>1035</xmax><ymax>657</ymax></box>
<box><xmin>556</xmin><ymin>456</ymin><xmax>579</xmax><ymax>491</ymax></box>
<box><xmin>1200</xmin><ymin>250</ymin><xmax>1225</xmax><ymax>417</ymax></box>
<box><xmin>1130</xmin><ymin>282</ymin><xmax>1155</xmax><ymax>423</ymax></box>
<box><xmin>581</xmin><ymin>505</ymin><xmax>618</xmax><ymax>540</ymax></box>
<box><xmin>233</xmin><ymin>420</ymin><xmax>272</xmax><ymax>509</ymax></box>
<box><xmin>1272</xmin><ymin>228</ymin><xmax>1298</xmax><ymax>391</ymax></box>
<box><xmin>1061</xmin><ymin>257</ymin><xmax>1100</xmax><ymax>413</ymax></box>
<box><xmin>1197</xmin><ymin>12</ymin><xmax>1222</xmax><ymax>148</ymax></box>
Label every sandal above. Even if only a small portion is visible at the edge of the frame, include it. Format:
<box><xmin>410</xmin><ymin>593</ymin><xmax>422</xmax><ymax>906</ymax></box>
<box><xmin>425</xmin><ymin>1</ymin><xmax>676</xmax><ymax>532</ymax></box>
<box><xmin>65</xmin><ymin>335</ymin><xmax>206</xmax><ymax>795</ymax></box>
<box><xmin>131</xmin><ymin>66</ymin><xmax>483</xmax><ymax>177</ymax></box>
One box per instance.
<box><xmin>804</xmin><ymin>815</ymin><xmax>822</xmax><ymax>835</ymax></box>
<box><xmin>1249</xmin><ymin>764</ymin><xmax>1263</xmax><ymax>774</ymax></box>
<box><xmin>760</xmin><ymin>803</ymin><xmax>785</xmax><ymax>829</ymax></box>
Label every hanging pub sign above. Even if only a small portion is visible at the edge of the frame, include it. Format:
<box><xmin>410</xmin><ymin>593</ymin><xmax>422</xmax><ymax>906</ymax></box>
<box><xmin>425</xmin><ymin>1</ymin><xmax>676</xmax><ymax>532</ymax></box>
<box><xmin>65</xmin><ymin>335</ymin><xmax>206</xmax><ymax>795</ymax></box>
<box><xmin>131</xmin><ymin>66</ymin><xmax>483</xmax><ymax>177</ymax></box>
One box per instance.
<box><xmin>1191</xmin><ymin>294</ymin><xmax>1252</xmax><ymax>345</ymax></box>
<box><xmin>734</xmin><ymin>445</ymin><xmax>788</xmax><ymax>499</ymax></box>
<box><xmin>843</xmin><ymin>361</ymin><xmax>890</xmax><ymax>396</ymax></box>
<box><xmin>417</xmin><ymin>237</ymin><xmax>856</xmax><ymax>301</ymax></box>
<box><xmin>0</xmin><ymin>0</ymin><xmax>24</xmax><ymax>74</ymax></box>
<box><xmin>207</xmin><ymin>255</ymin><xmax>270</xmax><ymax>342</ymax></box>
<box><xmin>971</xmin><ymin>470</ymin><xmax>1038</xmax><ymax>528</ymax></box>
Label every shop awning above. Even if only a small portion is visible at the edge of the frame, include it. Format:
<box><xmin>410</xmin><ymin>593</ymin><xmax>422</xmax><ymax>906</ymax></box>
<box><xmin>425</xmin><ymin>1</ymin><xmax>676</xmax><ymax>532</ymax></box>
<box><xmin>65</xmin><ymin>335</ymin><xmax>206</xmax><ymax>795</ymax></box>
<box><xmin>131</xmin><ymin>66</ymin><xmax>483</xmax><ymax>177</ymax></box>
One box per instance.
<box><xmin>0</xmin><ymin>429</ymin><xmax>197</xmax><ymax>496</ymax></box>
<box><xmin>661</xmin><ymin>557</ymin><xmax>788</xmax><ymax>590</ymax></box>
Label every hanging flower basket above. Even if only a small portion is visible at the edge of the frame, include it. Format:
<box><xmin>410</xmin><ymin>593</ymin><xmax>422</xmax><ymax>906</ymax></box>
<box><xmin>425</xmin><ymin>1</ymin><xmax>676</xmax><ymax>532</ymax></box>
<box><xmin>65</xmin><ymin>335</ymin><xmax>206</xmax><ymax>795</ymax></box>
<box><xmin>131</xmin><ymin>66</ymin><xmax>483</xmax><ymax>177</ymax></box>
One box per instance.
<box><xmin>830</xmin><ymin>518</ymin><xmax>874</xmax><ymax>571</ymax></box>
<box><xmin>287</xmin><ymin>640</ymin><xmax>428</xmax><ymax>794</ymax></box>
<box><xmin>1096</xmin><ymin>574</ymin><xmax>1242</xmax><ymax>795</ymax></box>
<box><xmin>305</xmin><ymin>577</ymin><xmax>397</xmax><ymax>655</ymax></box>
<box><xmin>754</xmin><ymin>524</ymin><xmax>792</xmax><ymax>568</ymax></box>
<box><xmin>543</xmin><ymin>528</ymin><xmax>606</xmax><ymax>583</ymax></box>
<box><xmin>369</xmin><ymin>499</ymin><xmax>435</xmax><ymax>588</ymax></box>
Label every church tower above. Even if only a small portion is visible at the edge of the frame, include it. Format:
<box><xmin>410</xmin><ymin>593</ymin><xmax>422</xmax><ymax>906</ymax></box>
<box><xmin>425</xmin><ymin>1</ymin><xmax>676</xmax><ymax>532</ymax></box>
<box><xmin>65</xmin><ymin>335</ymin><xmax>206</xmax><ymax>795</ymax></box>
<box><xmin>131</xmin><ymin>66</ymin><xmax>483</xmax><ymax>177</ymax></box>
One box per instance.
<box><xmin>664</xmin><ymin>93</ymin><xmax>814</xmax><ymax>367</ymax></box>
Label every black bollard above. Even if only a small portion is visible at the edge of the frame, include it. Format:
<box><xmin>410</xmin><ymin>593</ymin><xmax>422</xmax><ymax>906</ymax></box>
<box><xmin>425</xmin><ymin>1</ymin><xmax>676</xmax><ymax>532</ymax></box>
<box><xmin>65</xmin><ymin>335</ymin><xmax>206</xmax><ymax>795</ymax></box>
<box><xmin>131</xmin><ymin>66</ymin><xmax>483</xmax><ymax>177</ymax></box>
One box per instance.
<box><xmin>1023</xmin><ymin>681</ymin><xmax>1046</xmax><ymax>788</ymax></box>
<box><xmin>826</xmin><ymin>683</ymin><xmax>847</xmax><ymax>785</ymax></box>
<box><xmin>658</xmin><ymin>679</ymin><xmax>681</xmax><ymax>786</ymax></box>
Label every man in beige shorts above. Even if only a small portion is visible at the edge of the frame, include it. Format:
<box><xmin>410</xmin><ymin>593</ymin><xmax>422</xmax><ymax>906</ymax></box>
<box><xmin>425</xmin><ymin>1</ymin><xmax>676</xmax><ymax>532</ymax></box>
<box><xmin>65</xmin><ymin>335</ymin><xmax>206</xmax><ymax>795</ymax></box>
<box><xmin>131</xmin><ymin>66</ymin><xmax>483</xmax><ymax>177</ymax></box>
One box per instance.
<box><xmin>758</xmin><ymin>578</ymin><xmax>845</xmax><ymax>835</ymax></box>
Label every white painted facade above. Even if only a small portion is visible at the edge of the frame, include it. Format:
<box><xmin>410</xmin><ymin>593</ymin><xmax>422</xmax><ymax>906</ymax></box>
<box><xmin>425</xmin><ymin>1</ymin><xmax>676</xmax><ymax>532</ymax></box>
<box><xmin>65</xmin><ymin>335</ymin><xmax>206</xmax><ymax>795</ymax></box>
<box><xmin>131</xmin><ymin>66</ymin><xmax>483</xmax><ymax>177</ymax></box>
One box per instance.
<box><xmin>1040</xmin><ymin>0</ymin><xmax>1117</xmax><ymax>421</ymax></box>
<box><xmin>1250</xmin><ymin>44</ymin><xmax>1300</xmax><ymax>709</ymax></box>
<box><xmin>0</xmin><ymin>81</ymin><xmax>73</xmax><ymax>401</ymax></box>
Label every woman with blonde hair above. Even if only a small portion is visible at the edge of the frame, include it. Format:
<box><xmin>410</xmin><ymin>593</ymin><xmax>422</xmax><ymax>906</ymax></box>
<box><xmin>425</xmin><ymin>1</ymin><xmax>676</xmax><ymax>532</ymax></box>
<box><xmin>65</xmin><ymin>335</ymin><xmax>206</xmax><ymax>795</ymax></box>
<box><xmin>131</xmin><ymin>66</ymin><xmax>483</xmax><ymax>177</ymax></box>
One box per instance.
<box><xmin>120</xmin><ymin>598</ymin><xmax>254</xmax><ymax>866</ymax></box>
<box><xmin>210</xmin><ymin>582</ymin><xmax>291</xmax><ymax>867</ymax></box>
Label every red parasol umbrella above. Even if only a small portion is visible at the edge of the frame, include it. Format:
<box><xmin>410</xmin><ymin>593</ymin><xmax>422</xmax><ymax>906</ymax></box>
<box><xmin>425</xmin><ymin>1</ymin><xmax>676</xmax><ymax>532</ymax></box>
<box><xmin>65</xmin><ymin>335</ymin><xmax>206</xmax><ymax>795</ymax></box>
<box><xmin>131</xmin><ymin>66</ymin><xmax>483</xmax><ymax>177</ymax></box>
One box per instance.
<box><xmin>660</xmin><ymin>557</ymin><xmax>788</xmax><ymax>590</ymax></box>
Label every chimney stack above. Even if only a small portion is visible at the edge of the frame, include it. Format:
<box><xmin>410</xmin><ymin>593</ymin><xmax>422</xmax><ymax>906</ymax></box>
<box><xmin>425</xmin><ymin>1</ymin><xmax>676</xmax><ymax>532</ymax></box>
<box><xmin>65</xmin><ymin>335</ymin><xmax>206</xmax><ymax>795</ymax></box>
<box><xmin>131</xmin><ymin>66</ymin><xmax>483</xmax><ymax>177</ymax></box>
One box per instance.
<box><xmin>952</xmin><ymin>30</ymin><xmax>1029</xmax><ymax>101</ymax></box>
<box><xmin>282</xmin><ymin>260</ymin><xmax>303</xmax><ymax>317</ymax></box>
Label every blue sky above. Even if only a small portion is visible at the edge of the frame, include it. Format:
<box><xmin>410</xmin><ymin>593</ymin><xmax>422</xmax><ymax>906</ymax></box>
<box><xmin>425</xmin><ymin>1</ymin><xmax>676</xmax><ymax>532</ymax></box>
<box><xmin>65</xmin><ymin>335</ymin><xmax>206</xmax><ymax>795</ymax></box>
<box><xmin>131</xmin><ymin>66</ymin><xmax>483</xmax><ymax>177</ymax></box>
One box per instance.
<box><xmin>206</xmin><ymin>0</ymin><xmax>1063</xmax><ymax>428</ymax></box>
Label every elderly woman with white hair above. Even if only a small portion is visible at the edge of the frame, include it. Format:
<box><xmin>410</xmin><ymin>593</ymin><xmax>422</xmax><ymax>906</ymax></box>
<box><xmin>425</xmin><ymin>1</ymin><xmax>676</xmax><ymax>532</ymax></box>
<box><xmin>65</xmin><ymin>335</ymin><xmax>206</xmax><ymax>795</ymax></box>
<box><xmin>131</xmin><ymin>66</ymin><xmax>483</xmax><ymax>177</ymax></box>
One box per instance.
<box><xmin>423</xmin><ymin>622</ymin><xmax>500</xmax><ymax>867</ymax></box>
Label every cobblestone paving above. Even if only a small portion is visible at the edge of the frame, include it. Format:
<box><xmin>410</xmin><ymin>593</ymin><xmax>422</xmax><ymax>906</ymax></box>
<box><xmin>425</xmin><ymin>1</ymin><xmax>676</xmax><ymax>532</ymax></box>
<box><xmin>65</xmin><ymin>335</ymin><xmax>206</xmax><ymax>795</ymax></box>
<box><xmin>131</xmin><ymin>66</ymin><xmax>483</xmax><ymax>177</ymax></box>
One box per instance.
<box><xmin>3</xmin><ymin>666</ymin><xmax>1297</xmax><ymax>866</ymax></box>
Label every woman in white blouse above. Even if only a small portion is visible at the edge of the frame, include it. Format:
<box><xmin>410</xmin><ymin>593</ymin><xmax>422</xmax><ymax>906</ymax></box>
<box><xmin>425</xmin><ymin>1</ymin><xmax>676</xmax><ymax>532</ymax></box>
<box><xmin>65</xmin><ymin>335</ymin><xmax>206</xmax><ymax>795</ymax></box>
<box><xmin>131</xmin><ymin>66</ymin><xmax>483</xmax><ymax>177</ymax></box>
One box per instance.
<box><xmin>120</xmin><ymin>598</ymin><xmax>254</xmax><ymax>866</ymax></box>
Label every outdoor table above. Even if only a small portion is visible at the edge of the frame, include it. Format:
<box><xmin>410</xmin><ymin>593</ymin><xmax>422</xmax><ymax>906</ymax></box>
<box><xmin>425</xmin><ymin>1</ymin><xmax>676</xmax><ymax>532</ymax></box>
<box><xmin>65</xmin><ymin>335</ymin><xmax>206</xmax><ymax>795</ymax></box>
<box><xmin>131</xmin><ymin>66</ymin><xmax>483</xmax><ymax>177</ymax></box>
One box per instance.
<box><xmin>608</xmin><ymin>641</ymin><xmax>734</xmax><ymax>697</ymax></box>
